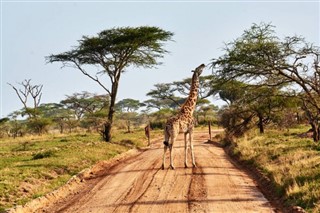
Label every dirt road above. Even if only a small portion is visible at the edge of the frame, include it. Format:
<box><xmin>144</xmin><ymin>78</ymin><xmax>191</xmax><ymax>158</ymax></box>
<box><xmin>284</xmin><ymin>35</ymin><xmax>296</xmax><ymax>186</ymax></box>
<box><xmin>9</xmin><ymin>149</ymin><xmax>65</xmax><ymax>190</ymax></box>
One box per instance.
<box><xmin>42</xmin><ymin>130</ymin><xmax>275</xmax><ymax>213</ymax></box>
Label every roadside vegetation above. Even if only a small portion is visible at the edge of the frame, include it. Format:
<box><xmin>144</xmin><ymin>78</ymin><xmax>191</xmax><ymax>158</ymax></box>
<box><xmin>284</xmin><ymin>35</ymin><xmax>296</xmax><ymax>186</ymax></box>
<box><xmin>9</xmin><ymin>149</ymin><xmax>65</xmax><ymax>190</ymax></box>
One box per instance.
<box><xmin>0</xmin><ymin>128</ymin><xmax>161</xmax><ymax>210</ymax></box>
<box><xmin>222</xmin><ymin>126</ymin><xmax>320</xmax><ymax>212</ymax></box>
<box><xmin>211</xmin><ymin>23</ymin><xmax>320</xmax><ymax>212</ymax></box>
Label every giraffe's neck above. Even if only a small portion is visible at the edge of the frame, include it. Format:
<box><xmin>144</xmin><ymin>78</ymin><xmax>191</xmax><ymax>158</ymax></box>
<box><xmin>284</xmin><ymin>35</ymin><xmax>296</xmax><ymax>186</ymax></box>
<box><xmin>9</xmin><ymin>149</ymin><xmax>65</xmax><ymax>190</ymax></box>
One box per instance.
<box><xmin>179</xmin><ymin>74</ymin><xmax>199</xmax><ymax>118</ymax></box>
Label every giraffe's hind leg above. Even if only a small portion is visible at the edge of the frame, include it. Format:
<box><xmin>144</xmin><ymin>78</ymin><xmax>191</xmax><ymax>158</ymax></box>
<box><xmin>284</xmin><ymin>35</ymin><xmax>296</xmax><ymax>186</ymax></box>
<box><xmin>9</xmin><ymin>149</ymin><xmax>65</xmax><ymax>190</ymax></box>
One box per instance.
<box><xmin>162</xmin><ymin>125</ymin><xmax>170</xmax><ymax>170</ymax></box>
<box><xmin>161</xmin><ymin>145</ymin><xmax>168</xmax><ymax>170</ymax></box>
<box><xmin>169</xmin><ymin>143</ymin><xmax>175</xmax><ymax>170</ymax></box>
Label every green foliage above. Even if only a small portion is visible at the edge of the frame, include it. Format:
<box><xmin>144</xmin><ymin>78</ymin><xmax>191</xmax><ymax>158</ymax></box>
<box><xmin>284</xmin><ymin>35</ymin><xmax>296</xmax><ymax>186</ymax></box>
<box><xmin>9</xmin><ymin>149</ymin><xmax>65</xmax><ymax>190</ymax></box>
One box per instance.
<box><xmin>32</xmin><ymin>150</ymin><xmax>55</xmax><ymax>160</ymax></box>
<box><xmin>60</xmin><ymin>92</ymin><xmax>109</xmax><ymax>120</ymax></box>
<box><xmin>0</xmin><ymin>118</ymin><xmax>9</xmax><ymax>124</ymax></box>
<box><xmin>212</xmin><ymin>23</ymin><xmax>283</xmax><ymax>82</ymax></box>
<box><xmin>114</xmin><ymin>111</ymin><xmax>139</xmax><ymax>132</ymax></box>
<box><xmin>150</xmin><ymin>108</ymin><xmax>174</xmax><ymax>122</ymax></box>
<box><xmin>146</xmin><ymin>83</ymin><xmax>182</xmax><ymax>109</ymax></box>
<box><xmin>47</xmin><ymin>26</ymin><xmax>174</xmax><ymax>72</ymax></box>
<box><xmin>116</xmin><ymin>98</ymin><xmax>142</xmax><ymax>112</ymax></box>
<box><xmin>145</xmin><ymin>75</ymin><xmax>216</xmax><ymax>112</ymax></box>
<box><xmin>150</xmin><ymin>121</ymin><xmax>165</xmax><ymax>129</ymax></box>
<box><xmin>196</xmin><ymin>103</ymin><xmax>218</xmax><ymax>124</ymax></box>
<box><xmin>173</xmin><ymin>75</ymin><xmax>217</xmax><ymax>99</ymax></box>
<box><xmin>27</xmin><ymin>118</ymin><xmax>52</xmax><ymax>135</ymax></box>
<box><xmin>0</xmin><ymin>118</ymin><xmax>10</xmax><ymax>138</ymax></box>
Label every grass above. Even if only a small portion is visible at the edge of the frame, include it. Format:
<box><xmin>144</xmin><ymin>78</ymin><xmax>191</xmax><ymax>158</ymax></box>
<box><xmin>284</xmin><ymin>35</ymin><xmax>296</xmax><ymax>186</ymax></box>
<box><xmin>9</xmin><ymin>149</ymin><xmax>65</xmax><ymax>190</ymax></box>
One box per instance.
<box><xmin>0</xmin><ymin>128</ymin><xmax>162</xmax><ymax>210</ymax></box>
<box><xmin>228</xmin><ymin>126</ymin><xmax>320</xmax><ymax>212</ymax></box>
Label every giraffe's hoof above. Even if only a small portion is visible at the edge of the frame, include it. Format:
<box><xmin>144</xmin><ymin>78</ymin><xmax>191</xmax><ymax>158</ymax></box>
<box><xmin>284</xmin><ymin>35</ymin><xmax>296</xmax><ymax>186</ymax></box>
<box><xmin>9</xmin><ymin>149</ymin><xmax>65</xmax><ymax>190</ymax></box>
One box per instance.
<box><xmin>184</xmin><ymin>163</ymin><xmax>188</xmax><ymax>168</ymax></box>
<box><xmin>170</xmin><ymin>165</ymin><xmax>175</xmax><ymax>170</ymax></box>
<box><xmin>192</xmin><ymin>164</ymin><xmax>197</xmax><ymax>168</ymax></box>
<box><xmin>161</xmin><ymin>165</ymin><xmax>165</xmax><ymax>170</ymax></box>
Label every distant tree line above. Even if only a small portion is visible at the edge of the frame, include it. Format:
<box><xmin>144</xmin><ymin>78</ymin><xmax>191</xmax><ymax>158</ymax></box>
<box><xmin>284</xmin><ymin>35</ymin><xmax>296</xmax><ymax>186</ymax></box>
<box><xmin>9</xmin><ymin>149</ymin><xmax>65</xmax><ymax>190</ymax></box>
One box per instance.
<box><xmin>2</xmin><ymin>76</ymin><xmax>218</xmax><ymax>138</ymax></box>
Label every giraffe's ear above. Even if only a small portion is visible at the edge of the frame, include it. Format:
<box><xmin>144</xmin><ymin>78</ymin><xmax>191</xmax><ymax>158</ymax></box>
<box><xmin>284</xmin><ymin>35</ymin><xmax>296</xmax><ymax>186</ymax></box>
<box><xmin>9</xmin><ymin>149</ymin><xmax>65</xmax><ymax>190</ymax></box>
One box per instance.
<box><xmin>191</xmin><ymin>70</ymin><xmax>195</xmax><ymax>73</ymax></box>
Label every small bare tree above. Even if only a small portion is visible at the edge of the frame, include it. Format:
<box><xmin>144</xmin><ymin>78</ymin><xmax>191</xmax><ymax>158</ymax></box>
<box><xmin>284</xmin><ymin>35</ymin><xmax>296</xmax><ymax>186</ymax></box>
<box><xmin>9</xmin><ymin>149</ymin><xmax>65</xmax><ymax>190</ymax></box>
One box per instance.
<box><xmin>8</xmin><ymin>79</ymin><xmax>43</xmax><ymax>118</ymax></box>
<box><xmin>8</xmin><ymin>80</ymin><xmax>48</xmax><ymax>135</ymax></box>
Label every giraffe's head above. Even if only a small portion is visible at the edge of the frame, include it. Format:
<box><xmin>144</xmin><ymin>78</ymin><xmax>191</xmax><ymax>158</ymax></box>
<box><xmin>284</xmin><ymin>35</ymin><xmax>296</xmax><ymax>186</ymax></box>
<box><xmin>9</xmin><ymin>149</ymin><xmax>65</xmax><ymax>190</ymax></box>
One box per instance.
<box><xmin>191</xmin><ymin>64</ymin><xmax>205</xmax><ymax>77</ymax></box>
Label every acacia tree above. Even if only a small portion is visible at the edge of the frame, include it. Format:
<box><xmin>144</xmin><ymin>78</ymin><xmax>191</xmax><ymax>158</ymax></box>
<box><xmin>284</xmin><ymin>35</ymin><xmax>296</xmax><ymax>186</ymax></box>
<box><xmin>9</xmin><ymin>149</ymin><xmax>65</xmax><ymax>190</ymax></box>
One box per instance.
<box><xmin>116</xmin><ymin>98</ymin><xmax>141</xmax><ymax>112</ymax></box>
<box><xmin>116</xmin><ymin>98</ymin><xmax>142</xmax><ymax>133</ymax></box>
<box><xmin>145</xmin><ymin>83</ymin><xmax>182</xmax><ymax>109</ymax></box>
<box><xmin>0</xmin><ymin>118</ymin><xmax>10</xmax><ymax>138</ymax></box>
<box><xmin>61</xmin><ymin>92</ymin><xmax>109</xmax><ymax>121</ymax></box>
<box><xmin>212</xmin><ymin>23</ymin><xmax>320</xmax><ymax>142</ymax></box>
<box><xmin>173</xmin><ymin>75</ymin><xmax>216</xmax><ymax>100</ymax></box>
<box><xmin>197</xmin><ymin>103</ymin><xmax>218</xmax><ymax>124</ymax></box>
<box><xmin>47</xmin><ymin>26</ymin><xmax>173</xmax><ymax>141</ymax></box>
<box><xmin>37</xmin><ymin>103</ymin><xmax>70</xmax><ymax>133</ymax></box>
<box><xmin>145</xmin><ymin>75</ymin><xmax>216</xmax><ymax>111</ymax></box>
<box><xmin>213</xmin><ymin>75</ymin><xmax>294</xmax><ymax>136</ymax></box>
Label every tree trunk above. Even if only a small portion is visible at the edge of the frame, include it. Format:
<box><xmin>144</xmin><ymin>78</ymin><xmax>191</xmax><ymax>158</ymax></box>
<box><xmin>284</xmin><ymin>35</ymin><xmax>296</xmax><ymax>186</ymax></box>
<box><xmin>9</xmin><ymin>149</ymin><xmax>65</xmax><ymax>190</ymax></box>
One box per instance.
<box><xmin>196</xmin><ymin>114</ymin><xmax>200</xmax><ymax>125</ymax></box>
<box><xmin>59</xmin><ymin>123</ymin><xmax>64</xmax><ymax>134</ymax></box>
<box><xmin>127</xmin><ymin>120</ymin><xmax>131</xmax><ymax>133</ymax></box>
<box><xmin>296</xmin><ymin>112</ymin><xmax>301</xmax><ymax>124</ymax></box>
<box><xmin>102</xmin><ymin>122</ymin><xmax>112</xmax><ymax>142</ymax></box>
<box><xmin>302</xmin><ymin>102</ymin><xmax>320</xmax><ymax>142</ymax></box>
<box><xmin>311</xmin><ymin>122</ymin><xmax>320</xmax><ymax>142</ymax></box>
<box><xmin>258</xmin><ymin>114</ymin><xmax>264</xmax><ymax>134</ymax></box>
<box><xmin>145</xmin><ymin>123</ymin><xmax>151</xmax><ymax>146</ymax></box>
<box><xmin>103</xmin><ymin>108</ymin><xmax>114</xmax><ymax>141</ymax></box>
<box><xmin>102</xmin><ymin>80</ymin><xmax>119</xmax><ymax>142</ymax></box>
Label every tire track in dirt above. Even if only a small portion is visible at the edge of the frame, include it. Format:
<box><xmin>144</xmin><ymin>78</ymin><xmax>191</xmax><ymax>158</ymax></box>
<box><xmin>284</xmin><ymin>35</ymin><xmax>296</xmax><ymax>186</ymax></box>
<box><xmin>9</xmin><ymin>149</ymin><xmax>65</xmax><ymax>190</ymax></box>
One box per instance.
<box><xmin>188</xmin><ymin>166</ymin><xmax>208</xmax><ymax>212</ymax></box>
<box><xmin>115</xmin><ymin>159</ymin><xmax>162</xmax><ymax>213</ymax></box>
<box><xmin>51</xmin><ymin>151</ymin><xmax>147</xmax><ymax>213</ymax></box>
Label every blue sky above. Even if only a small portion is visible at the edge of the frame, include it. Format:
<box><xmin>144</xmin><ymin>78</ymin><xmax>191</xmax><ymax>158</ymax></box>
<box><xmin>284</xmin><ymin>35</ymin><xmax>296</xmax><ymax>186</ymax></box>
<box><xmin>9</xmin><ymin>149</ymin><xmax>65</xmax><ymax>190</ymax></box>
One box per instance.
<box><xmin>1</xmin><ymin>0</ymin><xmax>319</xmax><ymax>118</ymax></box>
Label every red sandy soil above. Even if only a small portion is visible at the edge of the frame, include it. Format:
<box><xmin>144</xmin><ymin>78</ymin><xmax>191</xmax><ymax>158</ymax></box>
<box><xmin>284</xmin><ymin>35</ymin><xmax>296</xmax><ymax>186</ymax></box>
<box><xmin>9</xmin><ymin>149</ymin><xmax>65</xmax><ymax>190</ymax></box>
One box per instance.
<box><xmin>10</xmin><ymin>130</ymin><xmax>276</xmax><ymax>213</ymax></box>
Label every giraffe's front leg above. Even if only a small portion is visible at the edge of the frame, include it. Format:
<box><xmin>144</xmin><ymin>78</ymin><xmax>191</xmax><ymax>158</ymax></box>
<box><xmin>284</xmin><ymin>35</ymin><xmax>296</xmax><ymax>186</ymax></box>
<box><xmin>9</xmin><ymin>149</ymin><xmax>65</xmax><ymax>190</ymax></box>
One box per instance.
<box><xmin>189</xmin><ymin>131</ymin><xmax>196</xmax><ymax>168</ymax></box>
<box><xmin>184</xmin><ymin>133</ymin><xmax>189</xmax><ymax>168</ymax></box>
<box><xmin>162</xmin><ymin>145</ymin><xmax>168</xmax><ymax>170</ymax></box>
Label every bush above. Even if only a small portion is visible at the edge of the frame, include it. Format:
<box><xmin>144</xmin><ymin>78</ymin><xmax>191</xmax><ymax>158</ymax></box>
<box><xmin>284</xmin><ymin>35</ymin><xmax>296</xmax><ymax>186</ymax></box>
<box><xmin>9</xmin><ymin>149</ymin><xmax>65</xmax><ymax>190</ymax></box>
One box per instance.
<box><xmin>27</xmin><ymin>118</ymin><xmax>52</xmax><ymax>135</ymax></box>
<box><xmin>150</xmin><ymin>121</ymin><xmax>165</xmax><ymax>129</ymax></box>
<box><xmin>32</xmin><ymin>150</ymin><xmax>55</xmax><ymax>160</ymax></box>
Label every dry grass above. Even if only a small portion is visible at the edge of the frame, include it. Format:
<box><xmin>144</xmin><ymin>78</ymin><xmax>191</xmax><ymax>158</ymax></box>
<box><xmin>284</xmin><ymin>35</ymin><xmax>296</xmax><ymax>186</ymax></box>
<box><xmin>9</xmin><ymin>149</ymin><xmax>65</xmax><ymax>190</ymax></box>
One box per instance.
<box><xmin>231</xmin><ymin>126</ymin><xmax>320</xmax><ymax>212</ymax></box>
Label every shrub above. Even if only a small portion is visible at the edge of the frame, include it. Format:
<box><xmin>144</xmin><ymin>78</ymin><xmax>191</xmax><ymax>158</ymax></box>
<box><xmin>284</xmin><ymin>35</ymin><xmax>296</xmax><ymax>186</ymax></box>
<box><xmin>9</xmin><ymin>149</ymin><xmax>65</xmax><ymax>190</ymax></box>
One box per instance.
<box><xmin>32</xmin><ymin>150</ymin><xmax>55</xmax><ymax>160</ymax></box>
<box><xmin>150</xmin><ymin>121</ymin><xmax>164</xmax><ymax>129</ymax></box>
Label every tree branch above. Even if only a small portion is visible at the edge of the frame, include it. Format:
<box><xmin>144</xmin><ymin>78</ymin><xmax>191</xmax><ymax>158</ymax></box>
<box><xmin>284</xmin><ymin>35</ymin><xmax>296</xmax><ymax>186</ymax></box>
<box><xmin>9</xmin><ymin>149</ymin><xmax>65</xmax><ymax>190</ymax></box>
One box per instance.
<box><xmin>72</xmin><ymin>60</ymin><xmax>112</xmax><ymax>96</ymax></box>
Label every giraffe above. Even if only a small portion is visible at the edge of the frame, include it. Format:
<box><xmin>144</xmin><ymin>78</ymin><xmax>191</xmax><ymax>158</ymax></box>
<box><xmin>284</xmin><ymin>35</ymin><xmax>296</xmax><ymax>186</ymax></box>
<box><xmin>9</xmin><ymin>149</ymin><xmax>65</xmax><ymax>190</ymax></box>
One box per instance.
<box><xmin>162</xmin><ymin>64</ymin><xmax>205</xmax><ymax>170</ymax></box>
